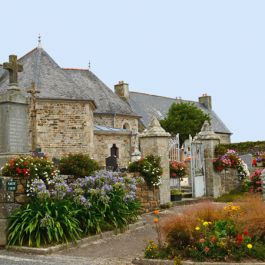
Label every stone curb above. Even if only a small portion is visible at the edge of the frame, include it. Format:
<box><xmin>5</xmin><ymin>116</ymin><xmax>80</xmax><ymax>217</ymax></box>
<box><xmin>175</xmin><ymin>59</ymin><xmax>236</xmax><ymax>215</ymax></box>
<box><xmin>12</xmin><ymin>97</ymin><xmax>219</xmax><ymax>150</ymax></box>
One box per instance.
<box><xmin>132</xmin><ymin>258</ymin><xmax>265</xmax><ymax>265</ymax></box>
<box><xmin>6</xmin><ymin>219</ymin><xmax>145</xmax><ymax>255</ymax></box>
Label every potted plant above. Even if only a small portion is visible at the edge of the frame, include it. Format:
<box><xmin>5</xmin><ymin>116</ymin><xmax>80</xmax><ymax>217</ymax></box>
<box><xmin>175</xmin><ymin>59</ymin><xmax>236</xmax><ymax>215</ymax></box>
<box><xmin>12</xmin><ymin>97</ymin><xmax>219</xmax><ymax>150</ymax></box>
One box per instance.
<box><xmin>170</xmin><ymin>189</ymin><xmax>182</xmax><ymax>201</ymax></box>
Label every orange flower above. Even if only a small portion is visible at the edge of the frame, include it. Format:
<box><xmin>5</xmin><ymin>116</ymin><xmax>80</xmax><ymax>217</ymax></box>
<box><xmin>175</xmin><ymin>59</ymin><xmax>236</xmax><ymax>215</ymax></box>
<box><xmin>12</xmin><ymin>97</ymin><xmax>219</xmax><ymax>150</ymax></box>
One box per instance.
<box><xmin>153</xmin><ymin>210</ymin><xmax>160</xmax><ymax>215</ymax></box>
<box><xmin>199</xmin><ymin>238</ymin><xmax>205</xmax><ymax>243</ymax></box>
<box><xmin>153</xmin><ymin>218</ymin><xmax>159</xmax><ymax>224</ymax></box>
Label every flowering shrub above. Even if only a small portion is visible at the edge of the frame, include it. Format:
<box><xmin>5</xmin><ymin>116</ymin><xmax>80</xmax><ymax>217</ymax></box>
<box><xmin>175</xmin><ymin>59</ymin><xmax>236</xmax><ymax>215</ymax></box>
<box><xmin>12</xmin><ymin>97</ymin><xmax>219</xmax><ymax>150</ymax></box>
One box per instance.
<box><xmin>213</xmin><ymin>150</ymin><xmax>249</xmax><ymax>178</ymax></box>
<box><xmin>170</xmin><ymin>161</ymin><xmax>187</xmax><ymax>179</ymax></box>
<box><xmin>155</xmin><ymin>197</ymin><xmax>265</xmax><ymax>262</ymax></box>
<box><xmin>128</xmin><ymin>155</ymin><xmax>162</xmax><ymax>187</ymax></box>
<box><xmin>1</xmin><ymin>156</ymin><xmax>58</xmax><ymax>183</ymax></box>
<box><xmin>245</xmin><ymin>169</ymin><xmax>263</xmax><ymax>193</ymax></box>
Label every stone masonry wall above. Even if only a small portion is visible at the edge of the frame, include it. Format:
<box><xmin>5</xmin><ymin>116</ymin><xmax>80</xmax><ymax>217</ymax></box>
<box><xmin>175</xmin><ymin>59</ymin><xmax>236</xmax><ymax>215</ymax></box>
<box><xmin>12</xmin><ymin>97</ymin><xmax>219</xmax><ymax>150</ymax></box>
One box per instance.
<box><xmin>216</xmin><ymin>133</ymin><xmax>231</xmax><ymax>144</ymax></box>
<box><xmin>33</xmin><ymin>100</ymin><xmax>94</xmax><ymax>158</ymax></box>
<box><xmin>127</xmin><ymin>173</ymin><xmax>160</xmax><ymax>213</ymax></box>
<box><xmin>94</xmin><ymin>114</ymin><xmax>139</xmax><ymax>132</ymax></box>
<box><xmin>219</xmin><ymin>168</ymin><xmax>239</xmax><ymax>195</ymax></box>
<box><xmin>94</xmin><ymin>132</ymin><xmax>132</xmax><ymax>168</ymax></box>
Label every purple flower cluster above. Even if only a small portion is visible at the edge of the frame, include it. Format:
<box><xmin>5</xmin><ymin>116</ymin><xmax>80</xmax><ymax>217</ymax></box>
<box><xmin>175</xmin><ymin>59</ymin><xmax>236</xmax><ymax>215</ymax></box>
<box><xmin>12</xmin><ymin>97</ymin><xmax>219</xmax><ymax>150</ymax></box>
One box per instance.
<box><xmin>27</xmin><ymin>170</ymin><xmax>138</xmax><ymax>205</ymax></box>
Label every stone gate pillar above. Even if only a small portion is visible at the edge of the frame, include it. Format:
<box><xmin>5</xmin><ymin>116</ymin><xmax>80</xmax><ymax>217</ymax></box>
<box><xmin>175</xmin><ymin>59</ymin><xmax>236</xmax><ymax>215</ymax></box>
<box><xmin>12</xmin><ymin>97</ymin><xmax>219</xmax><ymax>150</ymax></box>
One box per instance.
<box><xmin>196</xmin><ymin>121</ymin><xmax>220</xmax><ymax>197</ymax></box>
<box><xmin>139</xmin><ymin>117</ymin><xmax>171</xmax><ymax>204</ymax></box>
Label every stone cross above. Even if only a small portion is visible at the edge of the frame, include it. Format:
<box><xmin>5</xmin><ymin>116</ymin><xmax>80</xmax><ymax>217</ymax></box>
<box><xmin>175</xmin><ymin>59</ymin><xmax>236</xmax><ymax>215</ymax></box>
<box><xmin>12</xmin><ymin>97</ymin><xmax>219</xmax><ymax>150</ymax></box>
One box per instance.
<box><xmin>3</xmin><ymin>55</ymin><xmax>23</xmax><ymax>86</ymax></box>
<box><xmin>27</xmin><ymin>82</ymin><xmax>40</xmax><ymax>152</ymax></box>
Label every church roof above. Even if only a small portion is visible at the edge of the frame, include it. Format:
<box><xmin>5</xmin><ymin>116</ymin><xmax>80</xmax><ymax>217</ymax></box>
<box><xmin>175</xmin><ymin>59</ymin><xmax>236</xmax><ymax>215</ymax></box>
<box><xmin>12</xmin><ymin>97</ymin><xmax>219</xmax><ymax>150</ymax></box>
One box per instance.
<box><xmin>0</xmin><ymin>48</ymin><xmax>95</xmax><ymax>106</ymax></box>
<box><xmin>0</xmin><ymin>47</ymin><xmax>138</xmax><ymax>116</ymax></box>
<box><xmin>128</xmin><ymin>91</ymin><xmax>232</xmax><ymax>134</ymax></box>
<box><xmin>63</xmin><ymin>69</ymin><xmax>137</xmax><ymax>115</ymax></box>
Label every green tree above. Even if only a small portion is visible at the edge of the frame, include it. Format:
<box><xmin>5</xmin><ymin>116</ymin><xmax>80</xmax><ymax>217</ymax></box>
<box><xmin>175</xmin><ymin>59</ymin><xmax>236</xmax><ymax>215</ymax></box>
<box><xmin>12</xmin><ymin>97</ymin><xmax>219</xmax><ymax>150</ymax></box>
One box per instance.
<box><xmin>160</xmin><ymin>102</ymin><xmax>210</xmax><ymax>145</ymax></box>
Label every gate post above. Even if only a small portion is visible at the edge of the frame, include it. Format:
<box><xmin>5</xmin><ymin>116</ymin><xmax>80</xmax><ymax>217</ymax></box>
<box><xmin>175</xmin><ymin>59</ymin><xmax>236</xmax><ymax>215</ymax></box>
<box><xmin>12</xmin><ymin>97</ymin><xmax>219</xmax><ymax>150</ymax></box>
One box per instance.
<box><xmin>196</xmin><ymin>121</ymin><xmax>220</xmax><ymax>197</ymax></box>
<box><xmin>139</xmin><ymin>117</ymin><xmax>171</xmax><ymax>204</ymax></box>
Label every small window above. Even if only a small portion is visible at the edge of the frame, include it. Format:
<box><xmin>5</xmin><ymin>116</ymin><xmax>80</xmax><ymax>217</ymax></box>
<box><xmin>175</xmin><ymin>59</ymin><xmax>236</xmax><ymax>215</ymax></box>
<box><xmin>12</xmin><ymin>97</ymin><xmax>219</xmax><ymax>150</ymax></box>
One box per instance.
<box><xmin>123</xmin><ymin>122</ymin><xmax>130</xmax><ymax>130</ymax></box>
<box><xmin>110</xmin><ymin>144</ymin><xmax>119</xmax><ymax>158</ymax></box>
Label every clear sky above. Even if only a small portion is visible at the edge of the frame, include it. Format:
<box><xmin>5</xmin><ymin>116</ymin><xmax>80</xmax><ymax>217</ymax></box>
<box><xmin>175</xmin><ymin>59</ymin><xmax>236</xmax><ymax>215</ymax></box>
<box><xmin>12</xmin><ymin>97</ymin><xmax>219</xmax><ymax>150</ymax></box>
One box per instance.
<box><xmin>0</xmin><ymin>0</ymin><xmax>264</xmax><ymax>143</ymax></box>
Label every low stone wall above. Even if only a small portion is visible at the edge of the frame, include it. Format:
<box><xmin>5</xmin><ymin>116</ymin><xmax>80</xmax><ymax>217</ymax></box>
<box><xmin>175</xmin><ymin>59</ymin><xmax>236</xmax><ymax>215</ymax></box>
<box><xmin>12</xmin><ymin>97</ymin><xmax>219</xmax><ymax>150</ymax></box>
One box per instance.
<box><xmin>218</xmin><ymin>168</ymin><xmax>239</xmax><ymax>196</ymax></box>
<box><xmin>0</xmin><ymin>176</ymin><xmax>21</xmax><ymax>245</ymax></box>
<box><xmin>136</xmin><ymin>183</ymin><xmax>160</xmax><ymax>213</ymax></box>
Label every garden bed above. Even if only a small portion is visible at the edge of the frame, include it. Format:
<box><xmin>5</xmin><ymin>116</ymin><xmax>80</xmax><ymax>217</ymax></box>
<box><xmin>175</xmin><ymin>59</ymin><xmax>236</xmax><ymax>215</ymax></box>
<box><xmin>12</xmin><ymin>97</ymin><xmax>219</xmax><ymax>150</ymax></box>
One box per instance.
<box><xmin>133</xmin><ymin>257</ymin><xmax>265</xmax><ymax>265</ymax></box>
<box><xmin>7</xmin><ymin>219</ymin><xmax>144</xmax><ymax>255</ymax></box>
<box><xmin>143</xmin><ymin>195</ymin><xmax>265</xmax><ymax>264</ymax></box>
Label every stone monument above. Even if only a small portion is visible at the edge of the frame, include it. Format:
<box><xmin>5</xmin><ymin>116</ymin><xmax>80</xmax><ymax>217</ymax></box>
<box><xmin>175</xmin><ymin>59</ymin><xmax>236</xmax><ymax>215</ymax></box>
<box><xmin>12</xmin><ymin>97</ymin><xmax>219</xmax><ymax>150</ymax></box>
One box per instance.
<box><xmin>0</xmin><ymin>55</ymin><xmax>29</xmax><ymax>166</ymax></box>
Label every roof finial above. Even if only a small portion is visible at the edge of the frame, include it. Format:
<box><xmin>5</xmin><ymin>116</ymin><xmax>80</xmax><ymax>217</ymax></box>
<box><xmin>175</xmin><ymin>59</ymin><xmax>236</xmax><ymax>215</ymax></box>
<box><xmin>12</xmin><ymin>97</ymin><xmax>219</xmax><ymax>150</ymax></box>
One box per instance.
<box><xmin>38</xmin><ymin>34</ymin><xmax>42</xmax><ymax>48</ymax></box>
<box><xmin>88</xmin><ymin>61</ymin><xmax>91</xmax><ymax>70</ymax></box>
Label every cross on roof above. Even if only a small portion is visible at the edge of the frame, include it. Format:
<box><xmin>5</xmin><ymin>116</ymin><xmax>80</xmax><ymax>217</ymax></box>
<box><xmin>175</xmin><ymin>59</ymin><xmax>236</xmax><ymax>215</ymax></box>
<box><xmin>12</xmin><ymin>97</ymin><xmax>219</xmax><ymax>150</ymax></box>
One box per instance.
<box><xmin>3</xmin><ymin>55</ymin><xmax>23</xmax><ymax>86</ymax></box>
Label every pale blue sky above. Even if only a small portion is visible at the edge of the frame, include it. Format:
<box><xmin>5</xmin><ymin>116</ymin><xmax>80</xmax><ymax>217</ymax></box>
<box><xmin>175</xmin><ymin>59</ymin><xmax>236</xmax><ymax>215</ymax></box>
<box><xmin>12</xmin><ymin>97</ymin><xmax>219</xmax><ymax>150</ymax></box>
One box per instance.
<box><xmin>1</xmin><ymin>0</ymin><xmax>264</xmax><ymax>143</ymax></box>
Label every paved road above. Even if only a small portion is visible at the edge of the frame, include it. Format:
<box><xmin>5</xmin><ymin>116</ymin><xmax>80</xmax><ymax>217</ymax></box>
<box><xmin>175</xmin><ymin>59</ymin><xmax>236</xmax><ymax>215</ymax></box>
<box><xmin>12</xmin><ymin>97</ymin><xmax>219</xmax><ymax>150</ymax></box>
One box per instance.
<box><xmin>0</xmin><ymin>203</ymin><xmax>199</xmax><ymax>265</ymax></box>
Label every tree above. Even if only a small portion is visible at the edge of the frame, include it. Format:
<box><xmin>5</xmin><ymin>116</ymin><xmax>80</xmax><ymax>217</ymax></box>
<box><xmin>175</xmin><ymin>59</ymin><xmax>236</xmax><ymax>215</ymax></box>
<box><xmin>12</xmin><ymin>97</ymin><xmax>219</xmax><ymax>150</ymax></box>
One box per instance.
<box><xmin>160</xmin><ymin>102</ymin><xmax>210</xmax><ymax>145</ymax></box>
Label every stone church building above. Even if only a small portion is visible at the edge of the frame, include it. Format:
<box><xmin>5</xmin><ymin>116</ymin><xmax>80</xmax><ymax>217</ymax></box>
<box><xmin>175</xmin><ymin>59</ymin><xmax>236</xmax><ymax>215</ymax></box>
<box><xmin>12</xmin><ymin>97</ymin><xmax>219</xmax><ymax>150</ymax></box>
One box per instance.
<box><xmin>0</xmin><ymin>45</ymin><xmax>231</xmax><ymax>167</ymax></box>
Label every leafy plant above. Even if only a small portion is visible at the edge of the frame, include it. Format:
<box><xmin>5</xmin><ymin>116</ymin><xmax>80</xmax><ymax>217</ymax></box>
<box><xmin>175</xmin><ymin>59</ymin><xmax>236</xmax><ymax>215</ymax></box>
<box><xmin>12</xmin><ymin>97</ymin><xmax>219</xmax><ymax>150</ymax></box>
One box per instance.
<box><xmin>171</xmin><ymin>189</ymin><xmax>182</xmax><ymax>196</ymax></box>
<box><xmin>128</xmin><ymin>155</ymin><xmax>162</xmax><ymax>188</ymax></box>
<box><xmin>59</xmin><ymin>153</ymin><xmax>99</xmax><ymax>178</ymax></box>
<box><xmin>8</xmin><ymin>199</ymin><xmax>82</xmax><ymax>247</ymax></box>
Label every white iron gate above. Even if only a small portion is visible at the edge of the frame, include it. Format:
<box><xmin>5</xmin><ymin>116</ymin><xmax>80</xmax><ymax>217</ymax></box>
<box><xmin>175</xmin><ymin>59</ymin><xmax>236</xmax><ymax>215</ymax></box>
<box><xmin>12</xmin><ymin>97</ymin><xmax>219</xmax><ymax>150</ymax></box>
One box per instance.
<box><xmin>190</xmin><ymin>135</ymin><xmax>206</xmax><ymax>197</ymax></box>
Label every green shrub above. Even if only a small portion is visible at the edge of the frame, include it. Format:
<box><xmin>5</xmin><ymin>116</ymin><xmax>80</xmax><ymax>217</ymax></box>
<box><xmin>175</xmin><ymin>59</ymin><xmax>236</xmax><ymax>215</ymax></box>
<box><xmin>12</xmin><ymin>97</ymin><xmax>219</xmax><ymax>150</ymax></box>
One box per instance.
<box><xmin>59</xmin><ymin>153</ymin><xmax>99</xmax><ymax>178</ymax></box>
<box><xmin>8</xmin><ymin>199</ymin><xmax>82</xmax><ymax>247</ymax></box>
<box><xmin>128</xmin><ymin>155</ymin><xmax>162</xmax><ymax>188</ymax></box>
<box><xmin>215</xmin><ymin>141</ymin><xmax>265</xmax><ymax>156</ymax></box>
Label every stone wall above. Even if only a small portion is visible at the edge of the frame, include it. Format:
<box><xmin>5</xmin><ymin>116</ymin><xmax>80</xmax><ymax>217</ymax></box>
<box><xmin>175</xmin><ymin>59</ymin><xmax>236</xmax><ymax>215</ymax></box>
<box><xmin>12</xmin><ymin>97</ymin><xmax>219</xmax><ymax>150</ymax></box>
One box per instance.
<box><xmin>34</xmin><ymin>99</ymin><xmax>94</xmax><ymax>158</ymax></box>
<box><xmin>219</xmin><ymin>168</ymin><xmax>239</xmax><ymax>195</ymax></box>
<box><xmin>94</xmin><ymin>131</ymin><xmax>132</xmax><ymax>168</ymax></box>
<box><xmin>0</xmin><ymin>177</ymin><xmax>21</xmax><ymax>245</ymax></box>
<box><xmin>94</xmin><ymin>113</ymin><xmax>139</xmax><ymax>132</ymax></box>
<box><xmin>216</xmin><ymin>133</ymin><xmax>231</xmax><ymax>144</ymax></box>
<box><xmin>136</xmin><ymin>183</ymin><xmax>160</xmax><ymax>213</ymax></box>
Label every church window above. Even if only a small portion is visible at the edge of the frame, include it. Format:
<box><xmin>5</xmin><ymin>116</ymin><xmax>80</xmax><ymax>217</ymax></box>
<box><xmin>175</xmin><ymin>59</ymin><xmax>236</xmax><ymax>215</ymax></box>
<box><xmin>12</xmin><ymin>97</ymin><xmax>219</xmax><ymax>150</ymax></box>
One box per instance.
<box><xmin>123</xmin><ymin>122</ymin><xmax>130</xmax><ymax>130</ymax></box>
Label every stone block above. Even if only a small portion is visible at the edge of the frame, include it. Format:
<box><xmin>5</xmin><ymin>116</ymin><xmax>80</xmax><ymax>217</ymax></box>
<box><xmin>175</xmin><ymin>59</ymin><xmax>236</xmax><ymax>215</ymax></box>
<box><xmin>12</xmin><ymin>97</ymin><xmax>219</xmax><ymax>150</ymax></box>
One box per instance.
<box><xmin>15</xmin><ymin>194</ymin><xmax>28</xmax><ymax>204</ymax></box>
<box><xmin>0</xmin><ymin>203</ymin><xmax>20</xmax><ymax>219</ymax></box>
<box><xmin>0</xmin><ymin>177</ymin><xmax>15</xmax><ymax>203</ymax></box>
<box><xmin>0</xmin><ymin>219</ymin><xmax>8</xmax><ymax>246</ymax></box>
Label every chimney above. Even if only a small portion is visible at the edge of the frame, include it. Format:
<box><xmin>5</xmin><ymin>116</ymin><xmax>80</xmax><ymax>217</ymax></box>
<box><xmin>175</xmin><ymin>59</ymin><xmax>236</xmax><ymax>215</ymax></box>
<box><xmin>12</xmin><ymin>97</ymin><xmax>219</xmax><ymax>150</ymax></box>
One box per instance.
<box><xmin>114</xmin><ymin>81</ymin><xmax>129</xmax><ymax>100</ymax></box>
<box><xmin>199</xmin><ymin>93</ymin><xmax>212</xmax><ymax>110</ymax></box>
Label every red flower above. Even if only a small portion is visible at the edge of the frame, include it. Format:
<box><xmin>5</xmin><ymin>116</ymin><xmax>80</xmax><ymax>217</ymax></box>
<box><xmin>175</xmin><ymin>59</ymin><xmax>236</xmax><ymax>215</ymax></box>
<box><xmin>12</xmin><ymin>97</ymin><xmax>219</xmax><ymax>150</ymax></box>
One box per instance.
<box><xmin>16</xmin><ymin>168</ymin><xmax>22</xmax><ymax>174</ymax></box>
<box><xmin>236</xmin><ymin>234</ymin><xmax>243</xmax><ymax>245</ymax></box>
<box><xmin>204</xmin><ymin>247</ymin><xmax>210</xmax><ymax>253</ymax></box>
<box><xmin>243</xmin><ymin>230</ymin><xmax>249</xmax><ymax>236</ymax></box>
<box><xmin>24</xmin><ymin>161</ymin><xmax>27</xmax><ymax>166</ymax></box>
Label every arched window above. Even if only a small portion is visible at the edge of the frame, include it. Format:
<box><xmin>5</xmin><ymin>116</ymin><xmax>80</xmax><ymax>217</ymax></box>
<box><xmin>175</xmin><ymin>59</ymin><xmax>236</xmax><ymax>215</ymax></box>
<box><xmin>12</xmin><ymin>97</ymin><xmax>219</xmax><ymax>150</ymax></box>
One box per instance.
<box><xmin>123</xmin><ymin>122</ymin><xmax>130</xmax><ymax>130</ymax></box>
<box><xmin>110</xmin><ymin>144</ymin><xmax>119</xmax><ymax>158</ymax></box>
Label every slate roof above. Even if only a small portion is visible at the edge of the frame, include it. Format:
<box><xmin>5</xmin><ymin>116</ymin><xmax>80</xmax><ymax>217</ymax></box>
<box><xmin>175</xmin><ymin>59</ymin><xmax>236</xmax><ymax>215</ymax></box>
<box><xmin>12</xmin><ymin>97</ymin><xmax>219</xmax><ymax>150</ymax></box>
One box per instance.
<box><xmin>63</xmin><ymin>69</ymin><xmax>137</xmax><ymax>115</ymax></box>
<box><xmin>0</xmin><ymin>48</ymin><xmax>95</xmax><ymax>105</ymax></box>
<box><xmin>128</xmin><ymin>92</ymin><xmax>232</xmax><ymax>134</ymax></box>
<box><xmin>94</xmin><ymin>125</ymin><xmax>129</xmax><ymax>132</ymax></box>
<box><xmin>0</xmin><ymin>47</ymin><xmax>137</xmax><ymax>116</ymax></box>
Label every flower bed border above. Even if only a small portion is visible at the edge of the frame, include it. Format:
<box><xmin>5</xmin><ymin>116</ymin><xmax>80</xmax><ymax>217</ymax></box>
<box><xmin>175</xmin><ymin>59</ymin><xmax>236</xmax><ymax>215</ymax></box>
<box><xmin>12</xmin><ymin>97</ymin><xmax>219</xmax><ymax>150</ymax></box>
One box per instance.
<box><xmin>6</xmin><ymin>219</ymin><xmax>144</xmax><ymax>255</ymax></box>
<box><xmin>132</xmin><ymin>258</ymin><xmax>265</xmax><ymax>265</ymax></box>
